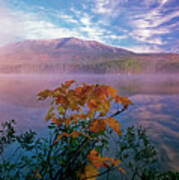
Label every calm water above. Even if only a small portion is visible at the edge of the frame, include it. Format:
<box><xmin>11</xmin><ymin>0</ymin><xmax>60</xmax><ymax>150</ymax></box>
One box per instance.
<box><xmin>0</xmin><ymin>74</ymin><xmax>179</xmax><ymax>171</ymax></box>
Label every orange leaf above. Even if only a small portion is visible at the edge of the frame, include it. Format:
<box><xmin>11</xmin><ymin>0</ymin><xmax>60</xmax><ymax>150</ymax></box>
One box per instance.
<box><xmin>114</xmin><ymin>95</ymin><xmax>121</xmax><ymax>103</ymax></box>
<box><xmin>54</xmin><ymin>133</ymin><xmax>71</xmax><ymax>144</ymax></box>
<box><xmin>89</xmin><ymin>119</ymin><xmax>106</xmax><ymax>133</ymax></box>
<box><xmin>71</xmin><ymin>131</ymin><xmax>90</xmax><ymax>139</ymax></box>
<box><xmin>120</xmin><ymin>96</ymin><xmax>133</xmax><ymax>107</ymax></box>
<box><xmin>87</xmin><ymin>99</ymin><xmax>98</xmax><ymax>110</ymax></box>
<box><xmin>64</xmin><ymin>80</ymin><xmax>75</xmax><ymax>87</ymax></box>
<box><xmin>107</xmin><ymin>86</ymin><xmax>117</xmax><ymax>98</ymax></box>
<box><xmin>71</xmin><ymin>131</ymin><xmax>82</xmax><ymax>138</ymax></box>
<box><xmin>106</xmin><ymin>117</ymin><xmax>121</xmax><ymax>136</ymax></box>
<box><xmin>52</xmin><ymin>117</ymin><xmax>63</xmax><ymax>126</ymax></box>
<box><xmin>118</xmin><ymin>167</ymin><xmax>126</xmax><ymax>174</ymax></box>
<box><xmin>101</xmin><ymin>157</ymin><xmax>118</xmax><ymax>166</ymax></box>
<box><xmin>56</xmin><ymin>95</ymin><xmax>68</xmax><ymax>105</ymax></box>
<box><xmin>65</xmin><ymin>118</ymin><xmax>72</xmax><ymax>127</ymax></box>
<box><xmin>71</xmin><ymin>114</ymin><xmax>78</xmax><ymax>124</ymax></box>
<box><xmin>88</xmin><ymin>150</ymin><xmax>102</xmax><ymax>169</ymax></box>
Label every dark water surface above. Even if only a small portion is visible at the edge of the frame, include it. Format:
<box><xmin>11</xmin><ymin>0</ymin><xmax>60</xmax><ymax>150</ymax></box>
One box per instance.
<box><xmin>0</xmin><ymin>74</ymin><xmax>178</xmax><ymax>171</ymax></box>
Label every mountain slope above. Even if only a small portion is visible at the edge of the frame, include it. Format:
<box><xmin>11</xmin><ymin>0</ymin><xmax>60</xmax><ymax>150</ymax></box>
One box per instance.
<box><xmin>0</xmin><ymin>37</ymin><xmax>178</xmax><ymax>74</ymax></box>
<box><xmin>0</xmin><ymin>37</ymin><xmax>133</xmax><ymax>63</ymax></box>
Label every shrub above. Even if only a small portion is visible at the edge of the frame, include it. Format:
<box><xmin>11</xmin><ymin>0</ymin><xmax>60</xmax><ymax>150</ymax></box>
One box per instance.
<box><xmin>0</xmin><ymin>80</ymin><xmax>133</xmax><ymax>179</ymax></box>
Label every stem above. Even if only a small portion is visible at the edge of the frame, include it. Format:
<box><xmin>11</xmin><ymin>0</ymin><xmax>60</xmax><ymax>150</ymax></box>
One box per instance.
<box><xmin>111</xmin><ymin>106</ymin><xmax>127</xmax><ymax>117</ymax></box>
<box><xmin>131</xmin><ymin>167</ymin><xmax>138</xmax><ymax>180</ymax></box>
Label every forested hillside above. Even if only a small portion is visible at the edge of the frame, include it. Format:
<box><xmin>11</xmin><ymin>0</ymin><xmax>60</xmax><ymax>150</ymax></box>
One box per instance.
<box><xmin>0</xmin><ymin>37</ymin><xmax>178</xmax><ymax>74</ymax></box>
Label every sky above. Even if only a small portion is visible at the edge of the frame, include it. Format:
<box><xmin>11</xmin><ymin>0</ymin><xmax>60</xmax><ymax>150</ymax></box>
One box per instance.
<box><xmin>0</xmin><ymin>0</ymin><xmax>178</xmax><ymax>53</ymax></box>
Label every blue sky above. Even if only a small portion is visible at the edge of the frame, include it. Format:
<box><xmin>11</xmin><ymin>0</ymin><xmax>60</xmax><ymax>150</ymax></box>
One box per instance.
<box><xmin>0</xmin><ymin>0</ymin><xmax>178</xmax><ymax>53</ymax></box>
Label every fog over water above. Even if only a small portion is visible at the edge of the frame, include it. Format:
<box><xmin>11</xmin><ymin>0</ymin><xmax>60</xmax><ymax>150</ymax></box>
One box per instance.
<box><xmin>0</xmin><ymin>74</ymin><xmax>179</xmax><ymax>170</ymax></box>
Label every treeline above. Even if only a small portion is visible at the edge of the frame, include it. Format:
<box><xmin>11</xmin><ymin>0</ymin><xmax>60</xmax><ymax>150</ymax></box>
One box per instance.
<box><xmin>0</xmin><ymin>58</ymin><xmax>178</xmax><ymax>74</ymax></box>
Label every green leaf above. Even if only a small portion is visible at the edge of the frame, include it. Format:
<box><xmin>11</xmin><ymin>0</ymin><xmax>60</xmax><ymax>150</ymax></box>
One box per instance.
<box><xmin>58</xmin><ymin>106</ymin><xmax>65</xmax><ymax>114</ymax></box>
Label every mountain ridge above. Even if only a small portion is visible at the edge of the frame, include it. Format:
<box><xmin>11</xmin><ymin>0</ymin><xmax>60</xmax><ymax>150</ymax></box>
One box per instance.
<box><xmin>0</xmin><ymin>37</ymin><xmax>178</xmax><ymax>74</ymax></box>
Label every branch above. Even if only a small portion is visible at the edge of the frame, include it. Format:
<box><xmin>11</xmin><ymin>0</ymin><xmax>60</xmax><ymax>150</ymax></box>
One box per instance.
<box><xmin>110</xmin><ymin>106</ymin><xmax>127</xmax><ymax>117</ymax></box>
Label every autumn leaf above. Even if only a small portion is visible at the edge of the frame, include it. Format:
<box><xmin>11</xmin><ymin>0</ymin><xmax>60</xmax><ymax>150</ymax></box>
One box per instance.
<box><xmin>120</xmin><ymin>96</ymin><xmax>133</xmax><ymax>107</ymax></box>
<box><xmin>87</xmin><ymin>150</ymin><xmax>102</xmax><ymax>169</ymax></box>
<box><xmin>87</xmin><ymin>99</ymin><xmax>98</xmax><ymax>110</ymax></box>
<box><xmin>78</xmin><ymin>164</ymin><xmax>98</xmax><ymax>180</ymax></box>
<box><xmin>64</xmin><ymin>80</ymin><xmax>75</xmax><ymax>87</ymax></box>
<box><xmin>57</xmin><ymin>106</ymin><xmax>65</xmax><ymax>115</ymax></box>
<box><xmin>54</xmin><ymin>132</ymin><xmax>71</xmax><ymax>144</ymax></box>
<box><xmin>37</xmin><ymin>89</ymin><xmax>51</xmax><ymax>100</ymax></box>
<box><xmin>55</xmin><ymin>131</ymin><xmax>89</xmax><ymax>144</ymax></box>
<box><xmin>71</xmin><ymin>114</ymin><xmax>78</xmax><ymax>124</ymax></box>
<box><xmin>35</xmin><ymin>173</ymin><xmax>42</xmax><ymax>179</ymax></box>
<box><xmin>88</xmin><ymin>150</ymin><xmax>120</xmax><ymax>169</ymax></box>
<box><xmin>114</xmin><ymin>95</ymin><xmax>121</xmax><ymax>103</ymax></box>
<box><xmin>106</xmin><ymin>117</ymin><xmax>121</xmax><ymax>136</ymax></box>
<box><xmin>71</xmin><ymin>131</ymin><xmax>82</xmax><ymax>138</ymax></box>
<box><xmin>72</xmin><ymin>131</ymin><xmax>90</xmax><ymax>139</ymax></box>
<box><xmin>56</xmin><ymin>95</ymin><xmax>68</xmax><ymax>106</ymax></box>
<box><xmin>118</xmin><ymin>167</ymin><xmax>126</xmax><ymax>174</ymax></box>
<box><xmin>89</xmin><ymin>119</ymin><xmax>106</xmax><ymax>133</ymax></box>
<box><xmin>45</xmin><ymin>107</ymin><xmax>54</xmax><ymax>121</ymax></box>
<box><xmin>52</xmin><ymin>117</ymin><xmax>64</xmax><ymax>126</ymax></box>
<box><xmin>65</xmin><ymin>118</ymin><xmax>72</xmax><ymax>127</ymax></box>
<box><xmin>99</xmin><ymin>101</ymin><xmax>110</xmax><ymax>116</ymax></box>
<box><xmin>102</xmin><ymin>157</ymin><xmax>120</xmax><ymax>167</ymax></box>
<box><xmin>107</xmin><ymin>86</ymin><xmax>117</xmax><ymax>97</ymax></box>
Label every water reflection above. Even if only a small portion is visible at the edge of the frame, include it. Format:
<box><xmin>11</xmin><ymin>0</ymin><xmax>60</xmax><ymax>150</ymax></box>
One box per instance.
<box><xmin>0</xmin><ymin>74</ymin><xmax>179</xmax><ymax>170</ymax></box>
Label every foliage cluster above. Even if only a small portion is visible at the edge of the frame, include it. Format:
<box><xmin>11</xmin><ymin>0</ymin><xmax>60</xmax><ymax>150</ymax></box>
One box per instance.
<box><xmin>0</xmin><ymin>80</ymin><xmax>178</xmax><ymax>180</ymax></box>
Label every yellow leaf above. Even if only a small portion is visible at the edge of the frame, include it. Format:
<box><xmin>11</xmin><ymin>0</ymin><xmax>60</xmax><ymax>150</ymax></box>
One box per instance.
<box><xmin>106</xmin><ymin>117</ymin><xmax>121</xmax><ymax>136</ymax></box>
<box><xmin>120</xmin><ymin>96</ymin><xmax>133</xmax><ymax>107</ymax></box>
<box><xmin>37</xmin><ymin>89</ymin><xmax>51</xmax><ymax>100</ymax></box>
<box><xmin>45</xmin><ymin>107</ymin><xmax>54</xmax><ymax>121</ymax></box>
<box><xmin>35</xmin><ymin>173</ymin><xmax>42</xmax><ymax>179</ymax></box>
<box><xmin>78</xmin><ymin>164</ymin><xmax>98</xmax><ymax>180</ymax></box>
<box><xmin>87</xmin><ymin>110</ymin><xmax>95</xmax><ymax>119</ymax></box>
<box><xmin>57</xmin><ymin>106</ymin><xmax>65</xmax><ymax>115</ymax></box>
<box><xmin>99</xmin><ymin>101</ymin><xmax>110</xmax><ymax>116</ymax></box>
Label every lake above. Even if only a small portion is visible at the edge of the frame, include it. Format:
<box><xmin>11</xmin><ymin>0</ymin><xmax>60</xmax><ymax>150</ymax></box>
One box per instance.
<box><xmin>0</xmin><ymin>74</ymin><xmax>178</xmax><ymax>171</ymax></box>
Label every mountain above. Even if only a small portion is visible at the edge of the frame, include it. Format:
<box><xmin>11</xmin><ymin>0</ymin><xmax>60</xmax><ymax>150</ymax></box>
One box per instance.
<box><xmin>0</xmin><ymin>37</ymin><xmax>178</xmax><ymax>74</ymax></box>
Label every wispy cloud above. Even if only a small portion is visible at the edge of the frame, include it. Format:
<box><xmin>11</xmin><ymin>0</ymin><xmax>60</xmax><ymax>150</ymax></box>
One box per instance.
<box><xmin>128</xmin><ymin>0</ymin><xmax>179</xmax><ymax>49</ymax></box>
<box><xmin>125</xmin><ymin>45</ymin><xmax>164</xmax><ymax>53</ymax></box>
<box><xmin>0</xmin><ymin>5</ymin><xmax>25</xmax><ymax>45</ymax></box>
<box><xmin>0</xmin><ymin>0</ymin><xmax>178</xmax><ymax>53</ymax></box>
